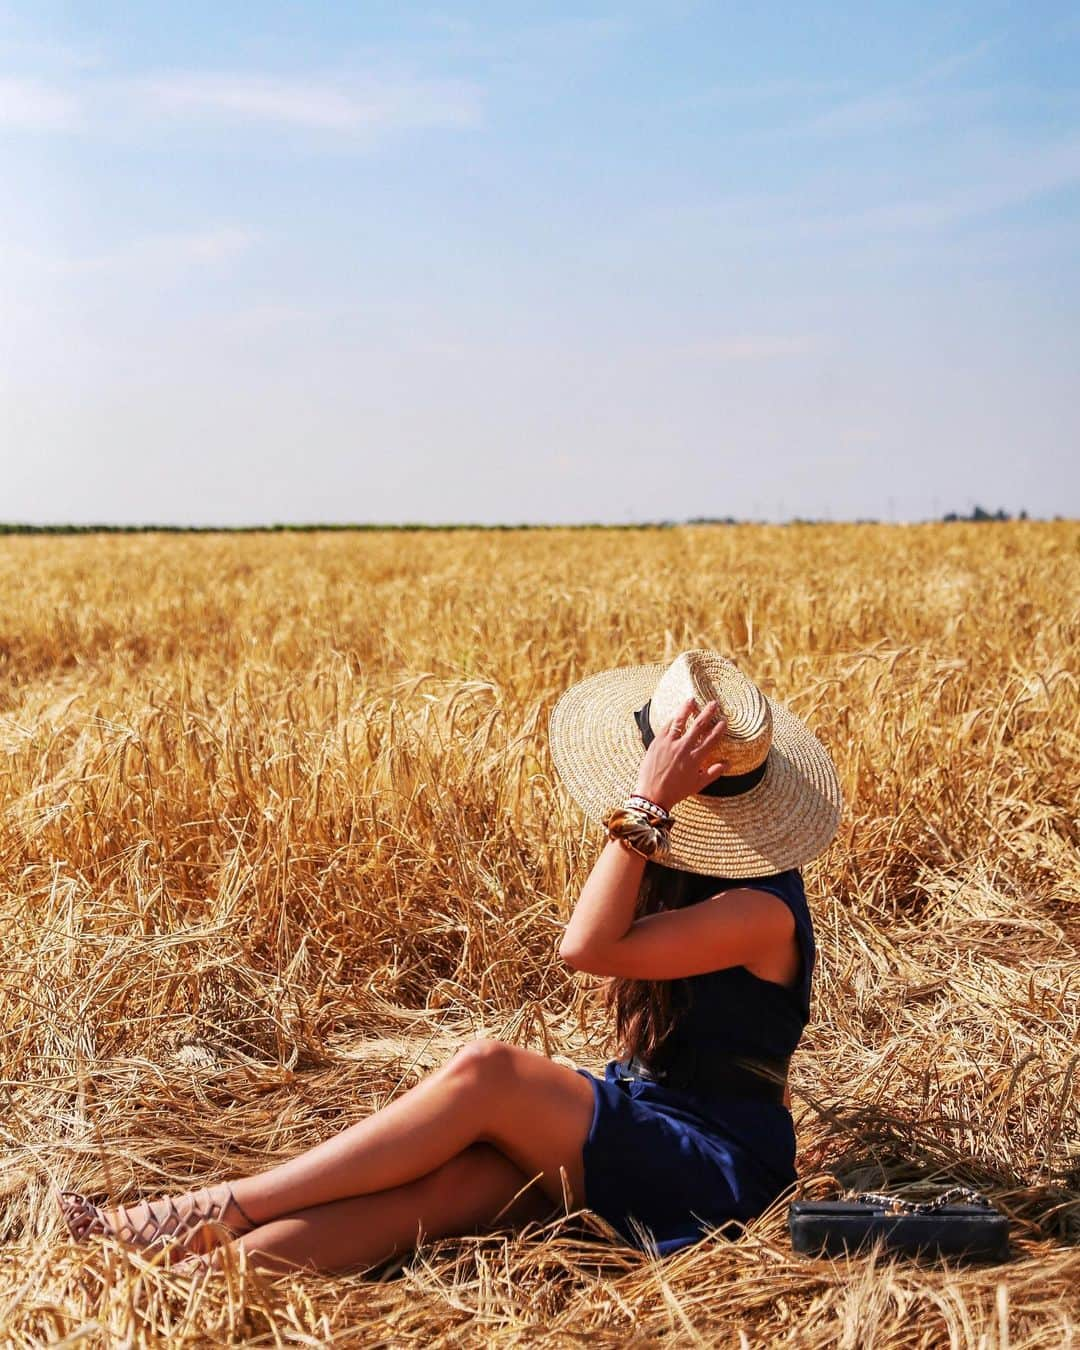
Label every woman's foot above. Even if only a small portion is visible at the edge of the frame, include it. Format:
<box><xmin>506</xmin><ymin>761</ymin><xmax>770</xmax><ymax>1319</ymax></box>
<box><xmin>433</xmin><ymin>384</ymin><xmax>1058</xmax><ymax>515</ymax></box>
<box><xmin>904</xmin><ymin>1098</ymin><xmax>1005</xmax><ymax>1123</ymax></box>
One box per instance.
<box><xmin>59</xmin><ymin>1182</ymin><xmax>259</xmax><ymax>1258</ymax></box>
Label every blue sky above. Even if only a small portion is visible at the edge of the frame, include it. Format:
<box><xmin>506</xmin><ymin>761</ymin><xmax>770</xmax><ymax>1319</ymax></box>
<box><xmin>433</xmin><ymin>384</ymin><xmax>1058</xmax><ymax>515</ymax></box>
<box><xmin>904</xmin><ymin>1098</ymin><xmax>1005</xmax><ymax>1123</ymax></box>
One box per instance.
<box><xmin>2</xmin><ymin>1</ymin><xmax>1078</xmax><ymax>524</ymax></box>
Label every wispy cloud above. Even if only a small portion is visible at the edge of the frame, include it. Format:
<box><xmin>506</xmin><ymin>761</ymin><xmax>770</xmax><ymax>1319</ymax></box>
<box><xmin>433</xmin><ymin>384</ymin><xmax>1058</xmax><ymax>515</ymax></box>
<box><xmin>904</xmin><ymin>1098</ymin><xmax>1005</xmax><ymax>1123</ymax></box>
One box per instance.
<box><xmin>684</xmin><ymin>78</ymin><xmax>845</xmax><ymax>108</ymax></box>
<box><xmin>110</xmin><ymin>227</ymin><xmax>255</xmax><ymax>269</ymax></box>
<box><xmin>686</xmin><ymin>42</ymin><xmax>998</xmax><ymax>122</ymax></box>
<box><xmin>800</xmin><ymin>135</ymin><xmax>1080</xmax><ymax>236</ymax></box>
<box><xmin>679</xmin><ymin>335</ymin><xmax>817</xmax><ymax>360</ymax></box>
<box><xmin>772</xmin><ymin>38</ymin><xmax>1000</xmax><ymax>138</ymax></box>
<box><xmin>0</xmin><ymin>75</ymin><xmax>81</xmax><ymax>130</ymax></box>
<box><xmin>919</xmin><ymin>36</ymin><xmax>1001</xmax><ymax>84</ymax></box>
<box><xmin>0</xmin><ymin>67</ymin><xmax>481</xmax><ymax>141</ymax></box>
<box><xmin>652</xmin><ymin>129</ymin><xmax>1080</xmax><ymax>253</ymax></box>
<box><xmin>796</xmin><ymin>85</ymin><xmax>998</xmax><ymax>137</ymax></box>
<box><xmin>9</xmin><ymin>227</ymin><xmax>256</xmax><ymax>278</ymax></box>
<box><xmin>519</xmin><ymin>16</ymin><xmax>630</xmax><ymax>45</ymax></box>
<box><xmin>802</xmin><ymin>90</ymin><xmax>940</xmax><ymax>136</ymax></box>
<box><xmin>421</xmin><ymin>14</ymin><xmax>475</xmax><ymax>39</ymax></box>
<box><xmin>0</xmin><ymin>32</ymin><xmax>104</xmax><ymax>73</ymax></box>
<box><xmin>133</xmin><ymin>70</ymin><xmax>481</xmax><ymax>133</ymax></box>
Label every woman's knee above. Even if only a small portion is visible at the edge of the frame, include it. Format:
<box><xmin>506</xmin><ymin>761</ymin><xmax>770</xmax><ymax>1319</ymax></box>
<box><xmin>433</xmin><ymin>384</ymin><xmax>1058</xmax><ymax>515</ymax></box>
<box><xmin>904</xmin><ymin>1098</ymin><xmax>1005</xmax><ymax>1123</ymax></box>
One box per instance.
<box><xmin>444</xmin><ymin>1037</ymin><xmax>519</xmax><ymax>1086</ymax></box>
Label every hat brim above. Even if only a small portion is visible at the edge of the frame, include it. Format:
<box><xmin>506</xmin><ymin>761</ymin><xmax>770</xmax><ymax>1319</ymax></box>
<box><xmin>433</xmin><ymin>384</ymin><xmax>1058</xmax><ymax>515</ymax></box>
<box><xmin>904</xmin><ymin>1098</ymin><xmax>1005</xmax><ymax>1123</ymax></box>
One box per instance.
<box><xmin>548</xmin><ymin>662</ymin><xmax>843</xmax><ymax>878</ymax></box>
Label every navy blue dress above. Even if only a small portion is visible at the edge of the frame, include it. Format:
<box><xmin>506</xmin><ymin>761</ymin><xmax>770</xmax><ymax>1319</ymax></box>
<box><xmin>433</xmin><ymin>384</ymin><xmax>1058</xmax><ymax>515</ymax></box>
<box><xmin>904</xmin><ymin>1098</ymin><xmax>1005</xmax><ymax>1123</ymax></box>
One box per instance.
<box><xmin>572</xmin><ymin>868</ymin><xmax>814</xmax><ymax>1256</ymax></box>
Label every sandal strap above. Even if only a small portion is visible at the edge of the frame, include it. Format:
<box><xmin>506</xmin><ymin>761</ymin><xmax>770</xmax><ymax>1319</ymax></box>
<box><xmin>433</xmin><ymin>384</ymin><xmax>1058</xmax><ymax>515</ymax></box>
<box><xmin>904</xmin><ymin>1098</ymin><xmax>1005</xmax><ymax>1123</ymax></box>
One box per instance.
<box><xmin>117</xmin><ymin>1197</ymin><xmax>163</xmax><ymax>1247</ymax></box>
<box><xmin>59</xmin><ymin>1191</ymin><xmax>106</xmax><ymax>1240</ymax></box>
<box><xmin>169</xmin><ymin>1185</ymin><xmax>256</xmax><ymax>1238</ymax></box>
<box><xmin>114</xmin><ymin>1192</ymin><xmax>189</xmax><ymax>1249</ymax></box>
<box><xmin>58</xmin><ymin>1182</ymin><xmax>258</xmax><ymax>1249</ymax></box>
<box><xmin>223</xmin><ymin>1186</ymin><xmax>259</xmax><ymax>1233</ymax></box>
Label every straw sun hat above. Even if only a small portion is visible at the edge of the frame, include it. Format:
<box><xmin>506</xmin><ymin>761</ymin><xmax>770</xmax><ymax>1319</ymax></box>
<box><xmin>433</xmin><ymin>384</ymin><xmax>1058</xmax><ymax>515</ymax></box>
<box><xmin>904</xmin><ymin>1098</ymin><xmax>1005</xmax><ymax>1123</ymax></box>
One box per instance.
<box><xmin>549</xmin><ymin>649</ymin><xmax>842</xmax><ymax>878</ymax></box>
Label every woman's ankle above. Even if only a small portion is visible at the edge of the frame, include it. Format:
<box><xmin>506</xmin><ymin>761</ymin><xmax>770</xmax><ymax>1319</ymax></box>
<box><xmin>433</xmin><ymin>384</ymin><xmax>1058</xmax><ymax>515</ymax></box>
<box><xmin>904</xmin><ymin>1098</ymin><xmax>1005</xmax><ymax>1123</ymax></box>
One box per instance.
<box><xmin>224</xmin><ymin>1182</ymin><xmax>263</xmax><ymax>1232</ymax></box>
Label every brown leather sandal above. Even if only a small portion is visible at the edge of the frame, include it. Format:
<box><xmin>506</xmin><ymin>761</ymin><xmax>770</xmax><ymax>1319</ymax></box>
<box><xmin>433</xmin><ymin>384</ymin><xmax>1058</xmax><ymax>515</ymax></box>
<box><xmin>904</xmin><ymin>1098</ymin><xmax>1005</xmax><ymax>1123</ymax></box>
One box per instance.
<box><xmin>58</xmin><ymin>1183</ymin><xmax>259</xmax><ymax>1255</ymax></box>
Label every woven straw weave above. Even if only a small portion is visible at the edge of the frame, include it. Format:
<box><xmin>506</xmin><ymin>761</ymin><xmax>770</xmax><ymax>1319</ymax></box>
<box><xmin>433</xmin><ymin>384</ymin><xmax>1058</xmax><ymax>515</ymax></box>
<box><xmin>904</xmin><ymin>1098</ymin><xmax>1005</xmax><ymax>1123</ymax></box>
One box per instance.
<box><xmin>548</xmin><ymin>650</ymin><xmax>842</xmax><ymax>877</ymax></box>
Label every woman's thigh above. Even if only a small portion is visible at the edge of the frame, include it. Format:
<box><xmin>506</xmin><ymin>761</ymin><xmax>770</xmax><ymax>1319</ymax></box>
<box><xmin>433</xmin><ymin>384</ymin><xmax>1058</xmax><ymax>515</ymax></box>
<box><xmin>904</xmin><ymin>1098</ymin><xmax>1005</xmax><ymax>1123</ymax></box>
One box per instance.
<box><xmin>444</xmin><ymin>1040</ymin><xmax>597</xmax><ymax>1210</ymax></box>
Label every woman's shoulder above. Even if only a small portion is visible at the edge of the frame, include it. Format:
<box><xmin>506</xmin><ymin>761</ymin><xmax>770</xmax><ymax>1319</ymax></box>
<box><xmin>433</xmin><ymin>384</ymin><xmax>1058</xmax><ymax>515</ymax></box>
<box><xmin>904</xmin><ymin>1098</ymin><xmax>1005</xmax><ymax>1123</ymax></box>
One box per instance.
<box><xmin>708</xmin><ymin>868</ymin><xmax>805</xmax><ymax>902</ymax></box>
<box><xmin>680</xmin><ymin>868</ymin><xmax>809</xmax><ymax>924</ymax></box>
<box><xmin>708</xmin><ymin>870</ymin><xmax>812</xmax><ymax>944</ymax></box>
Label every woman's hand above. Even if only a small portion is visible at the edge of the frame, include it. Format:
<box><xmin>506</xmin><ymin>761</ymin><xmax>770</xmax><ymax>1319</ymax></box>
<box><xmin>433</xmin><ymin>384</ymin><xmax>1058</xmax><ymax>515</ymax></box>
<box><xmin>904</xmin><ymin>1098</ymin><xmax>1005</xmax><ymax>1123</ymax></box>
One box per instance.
<box><xmin>634</xmin><ymin>697</ymin><xmax>729</xmax><ymax>811</ymax></box>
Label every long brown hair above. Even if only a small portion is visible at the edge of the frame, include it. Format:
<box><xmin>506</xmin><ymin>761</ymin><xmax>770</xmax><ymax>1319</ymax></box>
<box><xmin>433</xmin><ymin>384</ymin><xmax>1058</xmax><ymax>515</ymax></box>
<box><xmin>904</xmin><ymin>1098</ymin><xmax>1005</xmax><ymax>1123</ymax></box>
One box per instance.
<box><xmin>601</xmin><ymin>860</ymin><xmax>723</xmax><ymax>1064</ymax></box>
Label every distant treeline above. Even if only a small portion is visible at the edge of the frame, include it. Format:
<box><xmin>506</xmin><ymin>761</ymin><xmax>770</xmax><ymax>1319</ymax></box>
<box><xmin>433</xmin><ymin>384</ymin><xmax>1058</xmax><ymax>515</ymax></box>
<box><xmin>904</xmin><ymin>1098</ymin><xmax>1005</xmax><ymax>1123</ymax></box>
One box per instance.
<box><xmin>940</xmin><ymin>505</ymin><xmax>1028</xmax><ymax>523</ymax></box>
<box><xmin>0</xmin><ymin>521</ymin><xmax>667</xmax><ymax>535</ymax></box>
<box><xmin>0</xmin><ymin>507</ymin><xmax>1054</xmax><ymax>535</ymax></box>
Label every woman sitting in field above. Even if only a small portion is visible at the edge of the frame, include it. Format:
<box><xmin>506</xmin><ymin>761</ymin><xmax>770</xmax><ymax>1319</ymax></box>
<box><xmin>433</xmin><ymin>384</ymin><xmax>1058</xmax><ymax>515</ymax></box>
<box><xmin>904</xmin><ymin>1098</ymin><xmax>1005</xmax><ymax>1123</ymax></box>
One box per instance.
<box><xmin>60</xmin><ymin>649</ymin><xmax>842</xmax><ymax>1274</ymax></box>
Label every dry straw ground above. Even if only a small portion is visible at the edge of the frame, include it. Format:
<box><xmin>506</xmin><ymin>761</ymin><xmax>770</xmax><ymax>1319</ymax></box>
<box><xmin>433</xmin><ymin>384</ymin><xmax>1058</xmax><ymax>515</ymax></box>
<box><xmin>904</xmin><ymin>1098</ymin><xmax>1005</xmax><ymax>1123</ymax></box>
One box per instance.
<box><xmin>0</xmin><ymin>522</ymin><xmax>1077</xmax><ymax>1348</ymax></box>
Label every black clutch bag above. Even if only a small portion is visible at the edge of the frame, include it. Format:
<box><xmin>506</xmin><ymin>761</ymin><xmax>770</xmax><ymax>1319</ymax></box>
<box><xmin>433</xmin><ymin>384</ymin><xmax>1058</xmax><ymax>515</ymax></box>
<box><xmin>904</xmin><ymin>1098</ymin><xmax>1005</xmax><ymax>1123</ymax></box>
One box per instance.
<box><xmin>789</xmin><ymin>1187</ymin><xmax>1010</xmax><ymax>1263</ymax></box>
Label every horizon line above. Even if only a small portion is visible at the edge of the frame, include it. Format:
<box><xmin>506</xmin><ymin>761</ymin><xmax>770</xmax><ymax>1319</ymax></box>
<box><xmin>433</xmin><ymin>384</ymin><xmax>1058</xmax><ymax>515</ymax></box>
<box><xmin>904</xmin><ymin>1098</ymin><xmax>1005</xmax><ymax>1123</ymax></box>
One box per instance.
<box><xmin>0</xmin><ymin>510</ymin><xmax>1066</xmax><ymax>535</ymax></box>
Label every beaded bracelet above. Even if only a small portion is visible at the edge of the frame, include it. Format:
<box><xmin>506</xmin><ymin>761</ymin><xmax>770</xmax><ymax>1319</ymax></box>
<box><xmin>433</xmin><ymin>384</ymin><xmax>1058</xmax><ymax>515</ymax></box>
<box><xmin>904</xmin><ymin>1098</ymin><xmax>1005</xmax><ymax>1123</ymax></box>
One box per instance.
<box><xmin>602</xmin><ymin>806</ymin><xmax>672</xmax><ymax>858</ymax></box>
<box><xmin>626</xmin><ymin>794</ymin><xmax>674</xmax><ymax>826</ymax></box>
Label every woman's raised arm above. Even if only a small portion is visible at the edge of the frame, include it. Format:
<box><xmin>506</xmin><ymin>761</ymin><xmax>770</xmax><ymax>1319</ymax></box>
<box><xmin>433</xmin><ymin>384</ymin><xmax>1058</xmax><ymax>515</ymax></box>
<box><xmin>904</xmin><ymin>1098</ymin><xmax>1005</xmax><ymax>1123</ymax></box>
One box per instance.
<box><xmin>559</xmin><ymin>695</ymin><xmax>730</xmax><ymax>966</ymax></box>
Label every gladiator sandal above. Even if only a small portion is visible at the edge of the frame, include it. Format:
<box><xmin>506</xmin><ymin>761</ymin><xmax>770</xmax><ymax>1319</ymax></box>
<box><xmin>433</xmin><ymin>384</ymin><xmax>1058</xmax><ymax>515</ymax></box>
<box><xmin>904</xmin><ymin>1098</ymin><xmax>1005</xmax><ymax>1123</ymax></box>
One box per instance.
<box><xmin>58</xmin><ymin>1183</ymin><xmax>259</xmax><ymax>1256</ymax></box>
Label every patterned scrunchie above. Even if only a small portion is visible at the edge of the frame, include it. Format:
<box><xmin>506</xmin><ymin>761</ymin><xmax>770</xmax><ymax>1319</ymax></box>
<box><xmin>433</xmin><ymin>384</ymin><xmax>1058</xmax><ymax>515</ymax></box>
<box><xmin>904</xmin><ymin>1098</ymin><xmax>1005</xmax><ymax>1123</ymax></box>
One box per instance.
<box><xmin>601</xmin><ymin>806</ymin><xmax>672</xmax><ymax>858</ymax></box>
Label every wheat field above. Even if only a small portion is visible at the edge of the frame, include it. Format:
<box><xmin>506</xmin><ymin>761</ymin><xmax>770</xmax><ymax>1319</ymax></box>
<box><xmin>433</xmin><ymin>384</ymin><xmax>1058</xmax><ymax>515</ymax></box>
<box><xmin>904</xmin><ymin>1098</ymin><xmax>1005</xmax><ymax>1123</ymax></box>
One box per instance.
<box><xmin>0</xmin><ymin>522</ymin><xmax>1076</xmax><ymax>1348</ymax></box>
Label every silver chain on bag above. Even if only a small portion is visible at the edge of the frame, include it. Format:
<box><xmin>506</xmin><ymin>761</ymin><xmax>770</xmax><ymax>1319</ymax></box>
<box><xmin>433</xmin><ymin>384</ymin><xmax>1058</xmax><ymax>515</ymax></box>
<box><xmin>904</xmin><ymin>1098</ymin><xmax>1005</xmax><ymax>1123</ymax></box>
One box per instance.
<box><xmin>843</xmin><ymin>1185</ymin><xmax>993</xmax><ymax>1214</ymax></box>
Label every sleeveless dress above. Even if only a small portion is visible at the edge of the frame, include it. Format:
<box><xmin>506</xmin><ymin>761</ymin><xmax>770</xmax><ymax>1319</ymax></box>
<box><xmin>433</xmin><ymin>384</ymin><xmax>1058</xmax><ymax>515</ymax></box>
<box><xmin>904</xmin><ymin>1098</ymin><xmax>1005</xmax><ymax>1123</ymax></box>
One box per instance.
<box><xmin>572</xmin><ymin>868</ymin><xmax>814</xmax><ymax>1256</ymax></box>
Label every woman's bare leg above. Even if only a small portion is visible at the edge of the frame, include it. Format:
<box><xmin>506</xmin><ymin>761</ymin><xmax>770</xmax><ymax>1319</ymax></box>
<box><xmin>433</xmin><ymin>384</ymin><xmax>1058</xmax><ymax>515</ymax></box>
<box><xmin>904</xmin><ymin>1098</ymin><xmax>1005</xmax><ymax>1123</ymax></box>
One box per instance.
<box><xmin>230</xmin><ymin>1039</ymin><xmax>595</xmax><ymax>1222</ymax></box>
<box><xmin>70</xmin><ymin>1041</ymin><xmax>596</xmax><ymax>1246</ymax></box>
<box><xmin>203</xmin><ymin>1142</ymin><xmax>557</xmax><ymax>1277</ymax></box>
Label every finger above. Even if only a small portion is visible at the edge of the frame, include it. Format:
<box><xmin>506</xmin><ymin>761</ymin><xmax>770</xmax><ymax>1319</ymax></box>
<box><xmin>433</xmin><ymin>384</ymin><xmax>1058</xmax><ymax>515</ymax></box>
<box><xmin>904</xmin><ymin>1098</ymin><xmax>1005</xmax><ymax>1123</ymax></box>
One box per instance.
<box><xmin>695</xmin><ymin>712</ymin><xmax>729</xmax><ymax>752</ymax></box>
<box><xmin>667</xmin><ymin>697</ymin><xmax>698</xmax><ymax>736</ymax></box>
<box><xmin>699</xmin><ymin>760</ymin><xmax>728</xmax><ymax>783</ymax></box>
<box><xmin>686</xmin><ymin>700</ymin><xmax>723</xmax><ymax>748</ymax></box>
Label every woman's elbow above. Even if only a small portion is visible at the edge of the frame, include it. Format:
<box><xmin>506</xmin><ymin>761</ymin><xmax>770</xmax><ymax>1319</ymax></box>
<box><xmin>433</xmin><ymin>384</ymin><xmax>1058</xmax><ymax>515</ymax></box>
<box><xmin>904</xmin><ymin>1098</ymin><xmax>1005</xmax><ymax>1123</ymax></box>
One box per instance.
<box><xmin>558</xmin><ymin>941</ymin><xmax>587</xmax><ymax>969</ymax></box>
